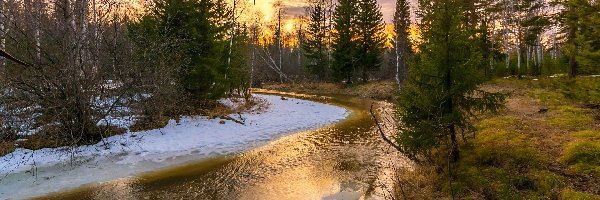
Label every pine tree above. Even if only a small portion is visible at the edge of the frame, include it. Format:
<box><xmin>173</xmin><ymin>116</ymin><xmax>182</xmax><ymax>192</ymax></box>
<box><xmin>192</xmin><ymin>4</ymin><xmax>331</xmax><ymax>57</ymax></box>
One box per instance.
<box><xmin>354</xmin><ymin>0</ymin><xmax>386</xmax><ymax>82</ymax></box>
<box><xmin>396</xmin><ymin>0</ymin><xmax>506</xmax><ymax>162</ymax></box>
<box><xmin>332</xmin><ymin>0</ymin><xmax>358</xmax><ymax>83</ymax></box>
<box><xmin>393</xmin><ymin>0</ymin><xmax>412</xmax><ymax>86</ymax></box>
<box><xmin>303</xmin><ymin>0</ymin><xmax>329</xmax><ymax>80</ymax></box>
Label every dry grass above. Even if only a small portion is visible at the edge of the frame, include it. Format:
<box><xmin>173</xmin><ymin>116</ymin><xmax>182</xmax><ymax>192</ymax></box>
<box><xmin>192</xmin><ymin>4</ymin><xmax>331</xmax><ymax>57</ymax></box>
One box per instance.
<box><xmin>131</xmin><ymin>95</ymin><xmax>270</xmax><ymax>132</ymax></box>
<box><xmin>263</xmin><ymin>80</ymin><xmax>398</xmax><ymax>100</ymax></box>
<box><xmin>392</xmin><ymin>167</ymin><xmax>443</xmax><ymax>200</ymax></box>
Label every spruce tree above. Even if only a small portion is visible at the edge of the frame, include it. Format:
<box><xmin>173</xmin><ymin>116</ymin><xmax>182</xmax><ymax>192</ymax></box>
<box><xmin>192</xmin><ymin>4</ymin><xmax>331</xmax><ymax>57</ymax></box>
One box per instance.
<box><xmin>575</xmin><ymin>1</ymin><xmax>600</xmax><ymax>74</ymax></box>
<box><xmin>355</xmin><ymin>0</ymin><xmax>386</xmax><ymax>82</ymax></box>
<box><xmin>132</xmin><ymin>0</ymin><xmax>230</xmax><ymax>99</ymax></box>
<box><xmin>332</xmin><ymin>0</ymin><xmax>358</xmax><ymax>83</ymax></box>
<box><xmin>396</xmin><ymin>0</ymin><xmax>505</xmax><ymax>162</ymax></box>
<box><xmin>561</xmin><ymin>0</ymin><xmax>600</xmax><ymax>76</ymax></box>
<box><xmin>393</xmin><ymin>0</ymin><xmax>412</xmax><ymax>85</ymax></box>
<box><xmin>303</xmin><ymin>0</ymin><xmax>329</xmax><ymax>80</ymax></box>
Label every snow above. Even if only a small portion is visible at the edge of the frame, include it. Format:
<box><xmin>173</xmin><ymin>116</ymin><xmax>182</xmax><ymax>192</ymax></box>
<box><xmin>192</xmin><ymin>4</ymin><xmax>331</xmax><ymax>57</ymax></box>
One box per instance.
<box><xmin>0</xmin><ymin>94</ymin><xmax>349</xmax><ymax>199</ymax></box>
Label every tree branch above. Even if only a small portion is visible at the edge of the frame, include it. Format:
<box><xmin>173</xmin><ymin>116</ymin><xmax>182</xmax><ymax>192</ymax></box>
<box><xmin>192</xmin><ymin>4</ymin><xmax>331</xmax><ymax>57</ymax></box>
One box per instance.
<box><xmin>0</xmin><ymin>49</ymin><xmax>31</xmax><ymax>67</ymax></box>
<box><xmin>370</xmin><ymin>104</ymin><xmax>403</xmax><ymax>152</ymax></box>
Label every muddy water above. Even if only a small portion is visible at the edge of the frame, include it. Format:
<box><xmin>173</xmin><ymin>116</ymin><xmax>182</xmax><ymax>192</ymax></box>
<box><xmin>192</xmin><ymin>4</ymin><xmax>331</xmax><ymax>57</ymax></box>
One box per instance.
<box><xmin>37</xmin><ymin>91</ymin><xmax>410</xmax><ymax>200</ymax></box>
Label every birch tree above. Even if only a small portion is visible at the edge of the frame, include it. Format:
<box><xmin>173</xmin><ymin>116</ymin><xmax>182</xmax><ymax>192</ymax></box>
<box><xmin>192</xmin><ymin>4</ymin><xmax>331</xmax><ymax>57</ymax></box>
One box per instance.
<box><xmin>393</xmin><ymin>0</ymin><xmax>412</xmax><ymax>86</ymax></box>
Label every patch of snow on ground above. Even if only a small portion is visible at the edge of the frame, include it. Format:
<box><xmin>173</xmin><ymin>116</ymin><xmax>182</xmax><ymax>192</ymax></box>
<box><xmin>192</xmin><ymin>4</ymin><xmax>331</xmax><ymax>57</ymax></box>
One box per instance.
<box><xmin>0</xmin><ymin>94</ymin><xmax>349</xmax><ymax>199</ymax></box>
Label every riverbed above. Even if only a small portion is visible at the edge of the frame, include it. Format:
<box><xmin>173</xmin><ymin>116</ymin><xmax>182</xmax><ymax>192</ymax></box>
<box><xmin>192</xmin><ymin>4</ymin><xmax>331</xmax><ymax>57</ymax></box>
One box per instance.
<box><xmin>3</xmin><ymin>91</ymin><xmax>411</xmax><ymax>199</ymax></box>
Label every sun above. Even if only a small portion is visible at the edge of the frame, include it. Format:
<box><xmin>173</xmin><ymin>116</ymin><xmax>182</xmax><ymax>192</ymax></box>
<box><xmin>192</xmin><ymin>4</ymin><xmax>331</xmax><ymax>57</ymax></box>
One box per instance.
<box><xmin>284</xmin><ymin>22</ymin><xmax>295</xmax><ymax>33</ymax></box>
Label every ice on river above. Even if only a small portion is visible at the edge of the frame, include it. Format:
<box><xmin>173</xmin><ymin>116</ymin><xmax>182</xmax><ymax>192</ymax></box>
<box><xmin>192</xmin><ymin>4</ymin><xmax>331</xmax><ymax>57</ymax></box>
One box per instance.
<box><xmin>0</xmin><ymin>94</ymin><xmax>349</xmax><ymax>199</ymax></box>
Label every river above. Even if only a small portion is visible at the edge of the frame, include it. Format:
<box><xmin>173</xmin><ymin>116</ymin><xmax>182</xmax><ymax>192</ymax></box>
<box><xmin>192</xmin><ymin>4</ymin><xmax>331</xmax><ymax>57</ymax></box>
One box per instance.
<box><xmin>35</xmin><ymin>91</ymin><xmax>410</xmax><ymax>200</ymax></box>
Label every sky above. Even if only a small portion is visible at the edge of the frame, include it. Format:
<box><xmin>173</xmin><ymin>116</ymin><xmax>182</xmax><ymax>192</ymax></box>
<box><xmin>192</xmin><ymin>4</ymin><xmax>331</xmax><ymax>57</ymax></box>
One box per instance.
<box><xmin>246</xmin><ymin>0</ymin><xmax>417</xmax><ymax>24</ymax></box>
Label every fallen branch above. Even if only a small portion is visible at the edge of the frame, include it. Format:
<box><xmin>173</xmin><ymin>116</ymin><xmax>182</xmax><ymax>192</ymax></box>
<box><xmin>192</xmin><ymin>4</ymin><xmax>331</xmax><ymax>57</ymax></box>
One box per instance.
<box><xmin>370</xmin><ymin>104</ymin><xmax>403</xmax><ymax>152</ymax></box>
<box><xmin>0</xmin><ymin>49</ymin><xmax>31</xmax><ymax>67</ymax></box>
<box><xmin>220</xmin><ymin>115</ymin><xmax>245</xmax><ymax>125</ymax></box>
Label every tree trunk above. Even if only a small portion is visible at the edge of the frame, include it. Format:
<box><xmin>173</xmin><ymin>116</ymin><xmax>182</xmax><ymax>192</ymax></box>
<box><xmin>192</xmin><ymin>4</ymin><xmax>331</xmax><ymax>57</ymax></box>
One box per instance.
<box><xmin>277</xmin><ymin>9</ymin><xmax>283</xmax><ymax>83</ymax></box>
<box><xmin>395</xmin><ymin>36</ymin><xmax>401</xmax><ymax>88</ymax></box>
<box><xmin>526</xmin><ymin>45</ymin><xmax>530</xmax><ymax>75</ymax></box>
<box><xmin>568</xmin><ymin>25</ymin><xmax>577</xmax><ymax>78</ymax></box>
<box><xmin>0</xmin><ymin>0</ymin><xmax>5</xmax><ymax>72</ymax></box>
<box><xmin>34</xmin><ymin>0</ymin><xmax>41</xmax><ymax>61</ymax></box>
<box><xmin>226</xmin><ymin>0</ymin><xmax>235</xmax><ymax>80</ymax></box>
<box><xmin>92</xmin><ymin>0</ymin><xmax>98</xmax><ymax>73</ymax></box>
<box><xmin>443</xmin><ymin>0</ymin><xmax>458</xmax><ymax>162</ymax></box>
<box><xmin>517</xmin><ymin>45</ymin><xmax>521</xmax><ymax>79</ymax></box>
<box><xmin>449</xmin><ymin>124</ymin><xmax>459</xmax><ymax>162</ymax></box>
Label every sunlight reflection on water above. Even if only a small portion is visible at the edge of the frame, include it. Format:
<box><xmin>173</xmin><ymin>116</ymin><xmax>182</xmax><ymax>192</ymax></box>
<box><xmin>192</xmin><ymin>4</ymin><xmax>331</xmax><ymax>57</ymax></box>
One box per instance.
<box><xmin>38</xmin><ymin>91</ymin><xmax>411</xmax><ymax>200</ymax></box>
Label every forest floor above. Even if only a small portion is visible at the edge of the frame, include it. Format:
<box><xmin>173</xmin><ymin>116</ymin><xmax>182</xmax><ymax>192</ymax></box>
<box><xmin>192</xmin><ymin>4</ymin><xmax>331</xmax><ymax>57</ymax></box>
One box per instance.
<box><xmin>264</xmin><ymin>77</ymin><xmax>600</xmax><ymax>199</ymax></box>
<box><xmin>394</xmin><ymin>77</ymin><xmax>600</xmax><ymax>199</ymax></box>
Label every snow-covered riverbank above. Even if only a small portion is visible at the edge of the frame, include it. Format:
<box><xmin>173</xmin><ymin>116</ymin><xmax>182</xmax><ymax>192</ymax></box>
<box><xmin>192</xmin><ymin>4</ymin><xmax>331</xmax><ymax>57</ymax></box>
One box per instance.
<box><xmin>0</xmin><ymin>94</ymin><xmax>349</xmax><ymax>199</ymax></box>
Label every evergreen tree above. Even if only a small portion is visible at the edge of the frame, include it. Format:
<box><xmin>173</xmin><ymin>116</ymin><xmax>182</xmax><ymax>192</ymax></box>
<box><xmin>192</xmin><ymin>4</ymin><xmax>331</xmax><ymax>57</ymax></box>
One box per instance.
<box><xmin>396</xmin><ymin>0</ymin><xmax>506</xmax><ymax>162</ymax></box>
<box><xmin>393</xmin><ymin>0</ymin><xmax>412</xmax><ymax>85</ymax></box>
<box><xmin>574</xmin><ymin>1</ymin><xmax>600</xmax><ymax>74</ymax></box>
<box><xmin>332</xmin><ymin>0</ymin><xmax>358</xmax><ymax>83</ymax></box>
<box><xmin>561</xmin><ymin>0</ymin><xmax>600</xmax><ymax>76</ymax></box>
<box><xmin>131</xmin><ymin>0</ymin><xmax>231</xmax><ymax>99</ymax></box>
<box><xmin>354</xmin><ymin>0</ymin><xmax>386</xmax><ymax>82</ymax></box>
<box><xmin>303</xmin><ymin>0</ymin><xmax>329</xmax><ymax>80</ymax></box>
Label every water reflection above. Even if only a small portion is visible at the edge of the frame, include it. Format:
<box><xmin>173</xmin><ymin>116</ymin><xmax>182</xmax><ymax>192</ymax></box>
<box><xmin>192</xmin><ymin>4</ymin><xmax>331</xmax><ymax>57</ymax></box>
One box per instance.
<box><xmin>38</xmin><ymin>92</ymin><xmax>411</xmax><ymax>200</ymax></box>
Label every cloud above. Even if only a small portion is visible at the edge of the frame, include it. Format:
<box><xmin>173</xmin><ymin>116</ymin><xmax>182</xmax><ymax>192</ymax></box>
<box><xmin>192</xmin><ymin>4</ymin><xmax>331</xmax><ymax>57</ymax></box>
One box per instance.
<box><xmin>283</xmin><ymin>6</ymin><xmax>308</xmax><ymax>17</ymax></box>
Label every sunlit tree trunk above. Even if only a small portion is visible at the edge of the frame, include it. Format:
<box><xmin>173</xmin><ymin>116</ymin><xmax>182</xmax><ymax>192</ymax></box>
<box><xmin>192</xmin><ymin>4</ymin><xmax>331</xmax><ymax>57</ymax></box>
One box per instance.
<box><xmin>226</xmin><ymin>0</ymin><xmax>236</xmax><ymax>80</ymax></box>
<box><xmin>277</xmin><ymin>9</ymin><xmax>282</xmax><ymax>82</ymax></box>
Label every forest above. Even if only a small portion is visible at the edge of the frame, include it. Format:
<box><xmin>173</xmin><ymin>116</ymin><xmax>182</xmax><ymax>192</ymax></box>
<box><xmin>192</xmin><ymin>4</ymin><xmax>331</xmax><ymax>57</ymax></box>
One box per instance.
<box><xmin>0</xmin><ymin>0</ymin><xmax>599</xmax><ymax>199</ymax></box>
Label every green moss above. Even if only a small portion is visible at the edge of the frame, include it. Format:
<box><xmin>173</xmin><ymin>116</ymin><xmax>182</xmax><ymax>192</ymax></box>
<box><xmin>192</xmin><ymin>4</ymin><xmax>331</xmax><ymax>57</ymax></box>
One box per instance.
<box><xmin>561</xmin><ymin>141</ymin><xmax>600</xmax><ymax>174</ymax></box>
<box><xmin>560</xmin><ymin>190</ymin><xmax>600</xmax><ymax>200</ymax></box>
<box><xmin>528</xmin><ymin>89</ymin><xmax>568</xmax><ymax>105</ymax></box>
<box><xmin>477</xmin><ymin>129</ymin><xmax>525</xmax><ymax>144</ymax></box>
<box><xmin>529</xmin><ymin>170</ymin><xmax>565</xmax><ymax>195</ymax></box>
<box><xmin>476</xmin><ymin>116</ymin><xmax>518</xmax><ymax>130</ymax></box>
<box><xmin>548</xmin><ymin>106</ymin><xmax>593</xmax><ymax>129</ymax></box>
<box><xmin>572</xmin><ymin>130</ymin><xmax>600</xmax><ymax>141</ymax></box>
<box><xmin>434</xmin><ymin>78</ymin><xmax>600</xmax><ymax>199</ymax></box>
